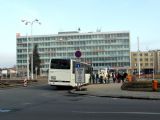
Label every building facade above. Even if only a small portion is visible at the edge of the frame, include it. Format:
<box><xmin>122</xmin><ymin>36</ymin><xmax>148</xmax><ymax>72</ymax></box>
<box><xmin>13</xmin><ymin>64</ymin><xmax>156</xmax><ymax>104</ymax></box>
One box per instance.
<box><xmin>157</xmin><ymin>50</ymin><xmax>160</xmax><ymax>73</ymax></box>
<box><xmin>16</xmin><ymin>31</ymin><xmax>130</xmax><ymax>76</ymax></box>
<box><xmin>131</xmin><ymin>50</ymin><xmax>160</xmax><ymax>74</ymax></box>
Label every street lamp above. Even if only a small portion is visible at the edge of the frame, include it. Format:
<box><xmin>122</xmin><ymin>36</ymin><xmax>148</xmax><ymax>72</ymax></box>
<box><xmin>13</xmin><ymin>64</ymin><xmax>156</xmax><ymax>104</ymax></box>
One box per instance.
<box><xmin>21</xmin><ymin>19</ymin><xmax>41</xmax><ymax>80</ymax></box>
<box><xmin>26</xmin><ymin>33</ymin><xmax>29</xmax><ymax>80</ymax></box>
<box><xmin>152</xmin><ymin>51</ymin><xmax>155</xmax><ymax>80</ymax></box>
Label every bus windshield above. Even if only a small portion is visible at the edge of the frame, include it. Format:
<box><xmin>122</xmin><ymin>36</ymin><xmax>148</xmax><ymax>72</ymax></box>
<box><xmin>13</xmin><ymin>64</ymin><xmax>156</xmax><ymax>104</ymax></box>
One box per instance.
<box><xmin>50</xmin><ymin>59</ymin><xmax>70</xmax><ymax>69</ymax></box>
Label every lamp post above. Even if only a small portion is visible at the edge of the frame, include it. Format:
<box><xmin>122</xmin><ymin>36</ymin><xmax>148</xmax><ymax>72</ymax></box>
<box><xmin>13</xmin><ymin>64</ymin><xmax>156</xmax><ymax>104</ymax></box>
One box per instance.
<box><xmin>21</xmin><ymin>19</ymin><xmax>41</xmax><ymax>80</ymax></box>
<box><xmin>137</xmin><ymin>37</ymin><xmax>141</xmax><ymax>79</ymax></box>
<box><xmin>26</xmin><ymin>34</ymin><xmax>29</xmax><ymax>80</ymax></box>
<box><xmin>152</xmin><ymin>51</ymin><xmax>155</xmax><ymax>80</ymax></box>
<box><xmin>35</xmin><ymin>67</ymin><xmax>38</xmax><ymax>80</ymax></box>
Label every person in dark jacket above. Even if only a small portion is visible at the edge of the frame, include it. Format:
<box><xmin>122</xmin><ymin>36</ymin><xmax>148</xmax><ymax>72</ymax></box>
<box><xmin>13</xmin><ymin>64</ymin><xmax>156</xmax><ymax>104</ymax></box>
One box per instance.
<box><xmin>96</xmin><ymin>73</ymin><xmax>99</xmax><ymax>84</ymax></box>
<box><xmin>112</xmin><ymin>72</ymin><xmax>116</xmax><ymax>83</ymax></box>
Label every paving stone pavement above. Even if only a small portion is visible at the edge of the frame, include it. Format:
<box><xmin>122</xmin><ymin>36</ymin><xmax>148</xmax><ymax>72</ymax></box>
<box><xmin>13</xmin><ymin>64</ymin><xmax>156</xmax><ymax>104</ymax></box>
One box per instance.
<box><xmin>71</xmin><ymin>83</ymin><xmax>160</xmax><ymax>100</ymax></box>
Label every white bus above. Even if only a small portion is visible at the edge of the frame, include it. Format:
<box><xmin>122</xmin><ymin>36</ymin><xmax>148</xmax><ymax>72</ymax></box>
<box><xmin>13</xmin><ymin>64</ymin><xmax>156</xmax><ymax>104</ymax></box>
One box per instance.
<box><xmin>48</xmin><ymin>58</ymin><xmax>92</xmax><ymax>87</ymax></box>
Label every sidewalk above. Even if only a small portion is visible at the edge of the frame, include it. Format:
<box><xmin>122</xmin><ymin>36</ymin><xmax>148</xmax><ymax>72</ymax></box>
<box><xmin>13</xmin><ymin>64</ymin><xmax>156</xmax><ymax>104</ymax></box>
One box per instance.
<box><xmin>0</xmin><ymin>79</ymin><xmax>48</xmax><ymax>88</ymax></box>
<box><xmin>70</xmin><ymin>83</ymin><xmax>160</xmax><ymax>100</ymax></box>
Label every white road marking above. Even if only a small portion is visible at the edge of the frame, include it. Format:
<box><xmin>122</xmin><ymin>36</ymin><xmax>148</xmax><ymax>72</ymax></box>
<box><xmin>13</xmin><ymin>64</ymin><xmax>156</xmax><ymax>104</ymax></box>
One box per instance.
<box><xmin>0</xmin><ymin>109</ymin><xmax>11</xmax><ymax>113</ymax></box>
<box><xmin>72</xmin><ymin>111</ymin><xmax>160</xmax><ymax>115</ymax></box>
<box><xmin>23</xmin><ymin>102</ymin><xmax>32</xmax><ymax>105</ymax></box>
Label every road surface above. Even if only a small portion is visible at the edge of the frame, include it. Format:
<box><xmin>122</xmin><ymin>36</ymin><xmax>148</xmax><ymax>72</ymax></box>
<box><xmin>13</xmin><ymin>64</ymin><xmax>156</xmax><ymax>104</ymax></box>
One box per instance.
<box><xmin>0</xmin><ymin>85</ymin><xmax>160</xmax><ymax>120</ymax></box>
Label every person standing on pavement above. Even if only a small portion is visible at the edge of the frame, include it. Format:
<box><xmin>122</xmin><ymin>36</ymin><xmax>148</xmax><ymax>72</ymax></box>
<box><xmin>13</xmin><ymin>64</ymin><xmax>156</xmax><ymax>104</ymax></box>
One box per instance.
<box><xmin>99</xmin><ymin>72</ymin><xmax>103</xmax><ymax>84</ymax></box>
<box><xmin>123</xmin><ymin>72</ymin><xmax>128</xmax><ymax>82</ymax></box>
<box><xmin>92</xmin><ymin>73</ymin><xmax>95</xmax><ymax>84</ymax></box>
<box><xmin>121</xmin><ymin>72</ymin><xmax>125</xmax><ymax>83</ymax></box>
<box><xmin>96</xmin><ymin>72</ymin><xmax>99</xmax><ymax>84</ymax></box>
<box><xmin>117</xmin><ymin>72</ymin><xmax>121</xmax><ymax>83</ymax></box>
<box><xmin>104</xmin><ymin>73</ymin><xmax>107</xmax><ymax>84</ymax></box>
<box><xmin>112</xmin><ymin>72</ymin><xmax>116</xmax><ymax>83</ymax></box>
<box><xmin>107</xmin><ymin>72</ymin><xmax>110</xmax><ymax>83</ymax></box>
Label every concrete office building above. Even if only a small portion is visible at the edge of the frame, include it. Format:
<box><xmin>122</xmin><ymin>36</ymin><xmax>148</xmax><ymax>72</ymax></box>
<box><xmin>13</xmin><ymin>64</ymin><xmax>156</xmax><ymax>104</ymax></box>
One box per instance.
<box><xmin>16</xmin><ymin>31</ymin><xmax>130</xmax><ymax>76</ymax></box>
<box><xmin>157</xmin><ymin>50</ymin><xmax>160</xmax><ymax>73</ymax></box>
<box><xmin>131</xmin><ymin>50</ymin><xmax>160</xmax><ymax>74</ymax></box>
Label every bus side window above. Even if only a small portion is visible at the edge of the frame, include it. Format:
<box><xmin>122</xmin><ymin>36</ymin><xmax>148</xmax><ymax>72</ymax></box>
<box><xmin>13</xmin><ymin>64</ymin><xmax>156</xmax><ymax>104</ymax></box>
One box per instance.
<box><xmin>72</xmin><ymin>61</ymin><xmax>76</xmax><ymax>73</ymax></box>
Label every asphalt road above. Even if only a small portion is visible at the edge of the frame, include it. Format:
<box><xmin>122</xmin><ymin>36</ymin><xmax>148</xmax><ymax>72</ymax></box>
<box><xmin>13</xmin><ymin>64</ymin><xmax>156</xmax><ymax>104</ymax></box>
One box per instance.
<box><xmin>0</xmin><ymin>85</ymin><xmax>160</xmax><ymax>120</ymax></box>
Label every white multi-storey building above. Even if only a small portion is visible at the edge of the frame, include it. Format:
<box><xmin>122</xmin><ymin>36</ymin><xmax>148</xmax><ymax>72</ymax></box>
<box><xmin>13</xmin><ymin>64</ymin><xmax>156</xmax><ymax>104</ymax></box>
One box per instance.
<box><xmin>16</xmin><ymin>31</ymin><xmax>130</xmax><ymax>76</ymax></box>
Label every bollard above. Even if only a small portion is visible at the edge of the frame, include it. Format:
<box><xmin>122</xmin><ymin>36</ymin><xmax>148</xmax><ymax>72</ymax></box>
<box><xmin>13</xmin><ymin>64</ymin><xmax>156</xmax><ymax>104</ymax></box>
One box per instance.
<box><xmin>127</xmin><ymin>75</ymin><xmax>132</xmax><ymax>82</ymax></box>
<box><xmin>152</xmin><ymin>80</ymin><xmax>158</xmax><ymax>91</ymax></box>
<box><xmin>23</xmin><ymin>78</ymin><xmax>27</xmax><ymax>87</ymax></box>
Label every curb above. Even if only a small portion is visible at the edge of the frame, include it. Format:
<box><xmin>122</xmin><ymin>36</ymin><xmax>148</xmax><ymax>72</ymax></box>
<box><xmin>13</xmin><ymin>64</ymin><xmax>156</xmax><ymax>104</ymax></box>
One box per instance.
<box><xmin>68</xmin><ymin>90</ymin><xmax>88</xmax><ymax>96</ymax></box>
<box><xmin>69</xmin><ymin>89</ymin><xmax>160</xmax><ymax>100</ymax></box>
<box><xmin>0</xmin><ymin>81</ymin><xmax>47</xmax><ymax>89</ymax></box>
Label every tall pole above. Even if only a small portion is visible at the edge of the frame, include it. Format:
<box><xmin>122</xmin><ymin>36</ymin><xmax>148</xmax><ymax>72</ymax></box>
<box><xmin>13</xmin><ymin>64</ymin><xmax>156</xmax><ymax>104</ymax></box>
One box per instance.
<box><xmin>21</xmin><ymin>19</ymin><xmax>41</xmax><ymax>80</ymax></box>
<box><xmin>153</xmin><ymin>51</ymin><xmax>155</xmax><ymax>80</ymax></box>
<box><xmin>35</xmin><ymin>67</ymin><xmax>37</xmax><ymax>80</ymax></box>
<box><xmin>31</xmin><ymin>23</ymin><xmax>34</xmax><ymax>80</ymax></box>
<box><xmin>26</xmin><ymin>34</ymin><xmax>29</xmax><ymax>80</ymax></box>
<box><xmin>137</xmin><ymin>37</ymin><xmax>140</xmax><ymax>79</ymax></box>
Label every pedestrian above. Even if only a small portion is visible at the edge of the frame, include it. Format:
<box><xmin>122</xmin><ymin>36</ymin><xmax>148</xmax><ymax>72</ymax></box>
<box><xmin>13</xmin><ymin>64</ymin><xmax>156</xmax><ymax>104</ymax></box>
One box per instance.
<box><xmin>104</xmin><ymin>74</ymin><xmax>107</xmax><ymax>84</ymax></box>
<box><xmin>112</xmin><ymin>72</ymin><xmax>116</xmax><ymax>83</ymax></box>
<box><xmin>92</xmin><ymin>73</ymin><xmax>95</xmax><ymax>84</ymax></box>
<box><xmin>99</xmin><ymin>72</ymin><xmax>103</xmax><ymax>84</ymax></box>
<box><xmin>121</xmin><ymin>72</ymin><xmax>125</xmax><ymax>83</ymax></box>
<box><xmin>117</xmin><ymin>72</ymin><xmax>121</xmax><ymax>83</ymax></box>
<box><xmin>123</xmin><ymin>72</ymin><xmax>128</xmax><ymax>82</ymax></box>
<box><xmin>96</xmin><ymin>73</ymin><xmax>99</xmax><ymax>84</ymax></box>
<box><xmin>107</xmin><ymin>72</ymin><xmax>110</xmax><ymax>83</ymax></box>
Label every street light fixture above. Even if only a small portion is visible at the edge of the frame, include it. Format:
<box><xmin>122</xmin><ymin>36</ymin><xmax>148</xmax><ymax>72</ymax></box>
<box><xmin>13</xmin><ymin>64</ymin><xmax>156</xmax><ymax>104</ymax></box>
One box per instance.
<box><xmin>21</xmin><ymin>19</ymin><xmax>41</xmax><ymax>80</ymax></box>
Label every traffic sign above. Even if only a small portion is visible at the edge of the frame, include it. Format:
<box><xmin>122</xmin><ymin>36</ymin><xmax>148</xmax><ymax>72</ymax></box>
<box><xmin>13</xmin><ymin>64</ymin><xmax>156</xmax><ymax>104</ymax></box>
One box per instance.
<box><xmin>75</xmin><ymin>68</ymin><xmax>85</xmax><ymax>83</ymax></box>
<box><xmin>76</xmin><ymin>63</ymin><xmax>80</xmax><ymax>68</ymax></box>
<box><xmin>75</xmin><ymin>50</ymin><xmax>81</xmax><ymax>58</ymax></box>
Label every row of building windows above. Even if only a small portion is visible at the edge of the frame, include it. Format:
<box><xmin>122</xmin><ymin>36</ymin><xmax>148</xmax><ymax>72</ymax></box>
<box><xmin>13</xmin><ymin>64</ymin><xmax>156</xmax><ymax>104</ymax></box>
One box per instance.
<box><xmin>36</xmin><ymin>61</ymin><xmax>130</xmax><ymax>70</ymax></box>
<box><xmin>17</xmin><ymin>42</ymin><xmax>129</xmax><ymax>51</ymax></box>
<box><xmin>134</xmin><ymin>63</ymin><xmax>153</xmax><ymax>67</ymax></box>
<box><xmin>134</xmin><ymin>58</ymin><xmax>153</xmax><ymax>61</ymax></box>
<box><xmin>17</xmin><ymin>33</ymin><xmax>129</xmax><ymax>43</ymax></box>
<box><xmin>93</xmin><ymin>62</ymin><xmax>129</xmax><ymax>67</ymax></box>
<box><xmin>17</xmin><ymin>45</ymin><xmax>130</xmax><ymax>53</ymax></box>
<box><xmin>17</xmin><ymin>38</ymin><xmax>129</xmax><ymax>45</ymax></box>
<box><xmin>17</xmin><ymin>62</ymin><xmax>129</xmax><ymax>69</ymax></box>
<box><xmin>132</xmin><ymin>53</ymin><xmax>154</xmax><ymax>56</ymax></box>
<box><xmin>17</xmin><ymin>51</ymin><xmax>130</xmax><ymax>59</ymax></box>
<box><xmin>17</xmin><ymin>56</ymin><xmax>130</xmax><ymax>64</ymax></box>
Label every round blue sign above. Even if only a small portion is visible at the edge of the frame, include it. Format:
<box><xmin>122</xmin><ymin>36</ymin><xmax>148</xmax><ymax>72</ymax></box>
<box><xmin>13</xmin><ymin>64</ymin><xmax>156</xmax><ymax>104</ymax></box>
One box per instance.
<box><xmin>75</xmin><ymin>50</ymin><xmax>81</xmax><ymax>58</ymax></box>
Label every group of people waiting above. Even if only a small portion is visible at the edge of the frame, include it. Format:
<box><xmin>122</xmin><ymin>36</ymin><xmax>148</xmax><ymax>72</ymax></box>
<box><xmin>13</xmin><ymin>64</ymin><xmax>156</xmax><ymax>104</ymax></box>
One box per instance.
<box><xmin>91</xmin><ymin>71</ymin><xmax>128</xmax><ymax>84</ymax></box>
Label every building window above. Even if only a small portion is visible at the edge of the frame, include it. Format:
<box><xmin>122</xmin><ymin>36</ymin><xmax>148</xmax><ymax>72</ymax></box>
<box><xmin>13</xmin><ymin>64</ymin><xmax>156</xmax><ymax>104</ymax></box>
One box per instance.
<box><xmin>145</xmin><ymin>63</ymin><xmax>148</xmax><ymax>66</ymax></box>
<box><xmin>133</xmin><ymin>53</ymin><xmax>137</xmax><ymax>56</ymax></box>
<box><xmin>145</xmin><ymin>58</ymin><xmax>148</xmax><ymax>61</ymax></box>
<box><xmin>144</xmin><ymin>53</ymin><xmax>148</xmax><ymax>56</ymax></box>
